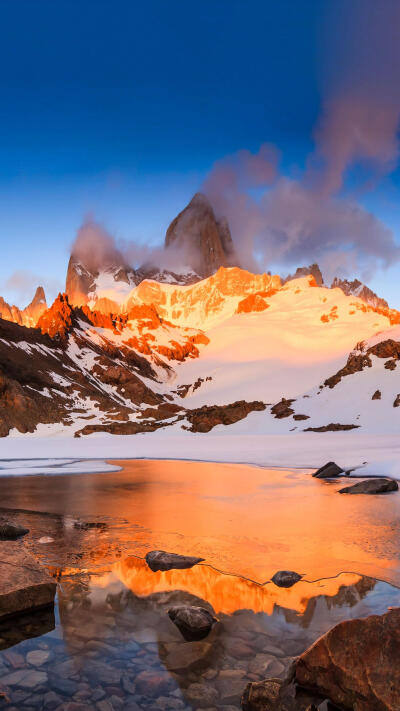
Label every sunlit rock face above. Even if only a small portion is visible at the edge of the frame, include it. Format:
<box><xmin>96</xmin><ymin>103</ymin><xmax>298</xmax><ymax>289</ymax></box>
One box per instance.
<box><xmin>165</xmin><ymin>192</ymin><xmax>238</xmax><ymax>279</ymax></box>
<box><xmin>0</xmin><ymin>286</ymin><xmax>47</xmax><ymax>328</ymax></box>
<box><xmin>65</xmin><ymin>254</ymin><xmax>137</xmax><ymax>308</ymax></box>
<box><xmin>126</xmin><ymin>266</ymin><xmax>281</xmax><ymax>329</ymax></box>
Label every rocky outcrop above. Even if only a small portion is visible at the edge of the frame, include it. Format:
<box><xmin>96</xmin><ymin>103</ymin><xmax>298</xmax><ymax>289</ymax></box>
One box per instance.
<box><xmin>37</xmin><ymin>292</ymin><xmax>78</xmax><ymax>341</ymax></box>
<box><xmin>185</xmin><ymin>400</ymin><xmax>266</xmax><ymax>432</ymax></box>
<box><xmin>168</xmin><ymin>605</ymin><xmax>217</xmax><ymax>641</ymax></box>
<box><xmin>145</xmin><ymin>550</ymin><xmax>204</xmax><ymax>572</ymax></box>
<box><xmin>331</xmin><ymin>277</ymin><xmax>388</xmax><ymax>310</ymax></box>
<box><xmin>339</xmin><ymin>478</ymin><xmax>398</xmax><ymax>495</ymax></box>
<box><xmin>324</xmin><ymin>339</ymin><xmax>400</xmax><ymax>389</ymax></box>
<box><xmin>165</xmin><ymin>193</ymin><xmax>238</xmax><ymax>278</ymax></box>
<box><xmin>295</xmin><ymin>607</ymin><xmax>400</xmax><ymax>711</ymax></box>
<box><xmin>237</xmin><ymin>293</ymin><xmax>270</xmax><ymax>313</ymax></box>
<box><xmin>271</xmin><ymin>399</ymin><xmax>295</xmax><ymax>419</ymax></box>
<box><xmin>284</xmin><ymin>264</ymin><xmax>324</xmax><ymax>287</ymax></box>
<box><xmin>304</xmin><ymin>423</ymin><xmax>359</xmax><ymax>432</ymax></box>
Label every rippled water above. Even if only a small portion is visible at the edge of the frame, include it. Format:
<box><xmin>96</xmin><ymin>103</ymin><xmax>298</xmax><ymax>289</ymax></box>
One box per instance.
<box><xmin>0</xmin><ymin>460</ymin><xmax>399</xmax><ymax>710</ymax></box>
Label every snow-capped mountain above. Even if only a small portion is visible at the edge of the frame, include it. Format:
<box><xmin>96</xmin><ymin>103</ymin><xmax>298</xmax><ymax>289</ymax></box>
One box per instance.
<box><xmin>1</xmin><ymin>267</ymin><xmax>400</xmax><ymax>440</ymax></box>
<box><xmin>65</xmin><ymin>193</ymin><xmax>239</xmax><ymax>310</ymax></box>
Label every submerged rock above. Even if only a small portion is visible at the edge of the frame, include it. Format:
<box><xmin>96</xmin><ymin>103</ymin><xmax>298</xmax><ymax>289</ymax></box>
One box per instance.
<box><xmin>339</xmin><ymin>478</ymin><xmax>398</xmax><ymax>495</ymax></box>
<box><xmin>271</xmin><ymin>571</ymin><xmax>302</xmax><ymax>588</ymax></box>
<box><xmin>73</xmin><ymin>521</ymin><xmax>107</xmax><ymax>531</ymax></box>
<box><xmin>295</xmin><ymin>607</ymin><xmax>400</xmax><ymax>711</ymax></box>
<box><xmin>168</xmin><ymin>605</ymin><xmax>217</xmax><ymax>641</ymax></box>
<box><xmin>0</xmin><ymin>521</ymin><xmax>29</xmax><ymax>540</ymax></box>
<box><xmin>145</xmin><ymin>550</ymin><xmax>204</xmax><ymax>572</ymax></box>
<box><xmin>242</xmin><ymin>678</ymin><xmax>283</xmax><ymax>710</ymax></box>
<box><xmin>312</xmin><ymin>462</ymin><xmax>343</xmax><ymax>478</ymax></box>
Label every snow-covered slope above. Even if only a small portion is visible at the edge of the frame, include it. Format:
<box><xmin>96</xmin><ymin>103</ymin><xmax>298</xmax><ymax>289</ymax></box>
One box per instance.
<box><xmin>169</xmin><ymin>275</ymin><xmax>397</xmax><ymax>405</ymax></box>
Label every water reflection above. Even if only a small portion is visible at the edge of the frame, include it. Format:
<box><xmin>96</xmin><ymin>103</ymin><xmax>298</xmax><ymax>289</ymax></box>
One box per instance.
<box><xmin>0</xmin><ymin>460</ymin><xmax>399</xmax><ymax>708</ymax></box>
<box><xmin>1</xmin><ymin>460</ymin><xmax>400</xmax><ymax>585</ymax></box>
<box><xmin>0</xmin><ymin>558</ymin><xmax>399</xmax><ymax>709</ymax></box>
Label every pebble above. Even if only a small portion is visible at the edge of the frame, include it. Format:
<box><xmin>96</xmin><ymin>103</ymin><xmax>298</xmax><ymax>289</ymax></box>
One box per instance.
<box><xmin>26</xmin><ymin>649</ymin><xmax>52</xmax><ymax>666</ymax></box>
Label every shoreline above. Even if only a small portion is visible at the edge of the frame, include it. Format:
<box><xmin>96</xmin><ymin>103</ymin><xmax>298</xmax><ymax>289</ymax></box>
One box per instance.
<box><xmin>2</xmin><ymin>430</ymin><xmax>400</xmax><ymax>479</ymax></box>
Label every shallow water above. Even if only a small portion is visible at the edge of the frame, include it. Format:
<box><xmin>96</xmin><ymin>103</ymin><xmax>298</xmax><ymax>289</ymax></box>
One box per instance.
<box><xmin>0</xmin><ymin>460</ymin><xmax>399</xmax><ymax>710</ymax></box>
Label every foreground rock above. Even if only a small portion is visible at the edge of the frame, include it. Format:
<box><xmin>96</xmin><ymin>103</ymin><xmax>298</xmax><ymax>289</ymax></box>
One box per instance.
<box><xmin>0</xmin><ymin>520</ymin><xmax>29</xmax><ymax>540</ymax></box>
<box><xmin>339</xmin><ymin>478</ymin><xmax>398</xmax><ymax>495</ymax></box>
<box><xmin>241</xmin><ymin>678</ymin><xmax>321</xmax><ymax>711</ymax></box>
<box><xmin>295</xmin><ymin>607</ymin><xmax>400</xmax><ymax>711</ymax></box>
<box><xmin>145</xmin><ymin>550</ymin><xmax>204</xmax><ymax>572</ymax></box>
<box><xmin>271</xmin><ymin>571</ymin><xmax>302</xmax><ymax>588</ymax></box>
<box><xmin>312</xmin><ymin>462</ymin><xmax>343</xmax><ymax>478</ymax></box>
<box><xmin>0</xmin><ymin>541</ymin><xmax>56</xmax><ymax>618</ymax></box>
<box><xmin>168</xmin><ymin>605</ymin><xmax>217</xmax><ymax>641</ymax></box>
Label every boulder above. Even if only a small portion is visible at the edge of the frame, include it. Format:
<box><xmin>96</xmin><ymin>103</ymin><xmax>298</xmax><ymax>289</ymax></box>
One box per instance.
<box><xmin>271</xmin><ymin>571</ymin><xmax>302</xmax><ymax>588</ymax></box>
<box><xmin>145</xmin><ymin>550</ymin><xmax>204</xmax><ymax>572</ymax></box>
<box><xmin>339</xmin><ymin>478</ymin><xmax>398</xmax><ymax>495</ymax></box>
<box><xmin>0</xmin><ymin>541</ymin><xmax>56</xmax><ymax>619</ymax></box>
<box><xmin>168</xmin><ymin>605</ymin><xmax>217</xmax><ymax>641</ymax></box>
<box><xmin>0</xmin><ymin>521</ymin><xmax>29</xmax><ymax>540</ymax></box>
<box><xmin>312</xmin><ymin>462</ymin><xmax>343</xmax><ymax>478</ymax></box>
<box><xmin>372</xmin><ymin>390</ymin><xmax>381</xmax><ymax>400</ymax></box>
<box><xmin>295</xmin><ymin>607</ymin><xmax>400</xmax><ymax>711</ymax></box>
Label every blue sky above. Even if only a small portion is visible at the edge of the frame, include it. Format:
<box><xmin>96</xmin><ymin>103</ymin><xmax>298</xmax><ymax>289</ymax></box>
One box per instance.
<box><xmin>1</xmin><ymin>0</ymin><xmax>400</xmax><ymax>307</ymax></box>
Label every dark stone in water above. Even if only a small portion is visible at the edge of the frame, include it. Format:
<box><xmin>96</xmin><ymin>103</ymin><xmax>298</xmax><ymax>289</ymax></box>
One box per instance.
<box><xmin>168</xmin><ymin>604</ymin><xmax>217</xmax><ymax>640</ymax></box>
<box><xmin>312</xmin><ymin>462</ymin><xmax>343</xmax><ymax>479</ymax></box>
<box><xmin>271</xmin><ymin>571</ymin><xmax>302</xmax><ymax>588</ymax></box>
<box><xmin>339</xmin><ymin>478</ymin><xmax>398</xmax><ymax>495</ymax></box>
<box><xmin>0</xmin><ymin>521</ymin><xmax>29</xmax><ymax>539</ymax></box>
<box><xmin>145</xmin><ymin>550</ymin><xmax>204</xmax><ymax>572</ymax></box>
<box><xmin>73</xmin><ymin>521</ymin><xmax>107</xmax><ymax>530</ymax></box>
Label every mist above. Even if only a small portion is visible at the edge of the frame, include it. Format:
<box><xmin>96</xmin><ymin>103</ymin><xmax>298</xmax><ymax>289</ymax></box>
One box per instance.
<box><xmin>71</xmin><ymin>218</ymin><xmax>198</xmax><ymax>275</ymax></box>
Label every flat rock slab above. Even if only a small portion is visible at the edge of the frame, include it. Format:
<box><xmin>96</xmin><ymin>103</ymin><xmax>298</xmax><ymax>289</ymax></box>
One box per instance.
<box><xmin>339</xmin><ymin>478</ymin><xmax>399</xmax><ymax>494</ymax></box>
<box><xmin>0</xmin><ymin>541</ymin><xmax>56</xmax><ymax>619</ymax></box>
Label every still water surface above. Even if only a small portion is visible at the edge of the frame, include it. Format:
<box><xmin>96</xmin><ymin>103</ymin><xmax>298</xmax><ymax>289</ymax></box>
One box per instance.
<box><xmin>0</xmin><ymin>460</ymin><xmax>399</xmax><ymax>709</ymax></box>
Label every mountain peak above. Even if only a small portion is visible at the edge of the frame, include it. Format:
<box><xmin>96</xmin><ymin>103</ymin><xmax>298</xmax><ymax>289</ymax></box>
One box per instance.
<box><xmin>188</xmin><ymin>192</ymin><xmax>213</xmax><ymax>209</ymax></box>
<box><xmin>165</xmin><ymin>193</ymin><xmax>239</xmax><ymax>278</ymax></box>
<box><xmin>31</xmin><ymin>286</ymin><xmax>46</xmax><ymax>306</ymax></box>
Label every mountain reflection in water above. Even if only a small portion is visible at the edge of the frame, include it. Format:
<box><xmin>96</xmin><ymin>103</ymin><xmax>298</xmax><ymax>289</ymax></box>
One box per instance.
<box><xmin>0</xmin><ymin>460</ymin><xmax>400</xmax><ymax>708</ymax></box>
